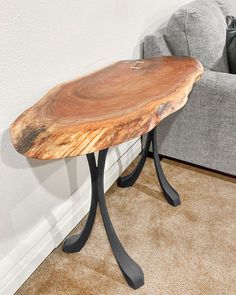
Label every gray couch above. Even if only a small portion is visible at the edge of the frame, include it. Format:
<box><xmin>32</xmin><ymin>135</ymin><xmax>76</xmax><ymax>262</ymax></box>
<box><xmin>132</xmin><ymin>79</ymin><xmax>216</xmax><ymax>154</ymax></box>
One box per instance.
<box><xmin>144</xmin><ymin>0</ymin><xmax>236</xmax><ymax>176</ymax></box>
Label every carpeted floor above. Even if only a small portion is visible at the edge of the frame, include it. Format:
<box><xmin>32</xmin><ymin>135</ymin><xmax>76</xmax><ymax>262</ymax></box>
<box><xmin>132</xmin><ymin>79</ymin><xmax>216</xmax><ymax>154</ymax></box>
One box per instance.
<box><xmin>16</xmin><ymin>157</ymin><xmax>236</xmax><ymax>295</ymax></box>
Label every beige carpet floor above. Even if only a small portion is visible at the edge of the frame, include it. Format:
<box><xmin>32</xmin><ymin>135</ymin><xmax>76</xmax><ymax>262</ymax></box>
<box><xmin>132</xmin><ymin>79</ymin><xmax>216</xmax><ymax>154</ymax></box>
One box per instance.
<box><xmin>16</xmin><ymin>158</ymin><xmax>236</xmax><ymax>295</ymax></box>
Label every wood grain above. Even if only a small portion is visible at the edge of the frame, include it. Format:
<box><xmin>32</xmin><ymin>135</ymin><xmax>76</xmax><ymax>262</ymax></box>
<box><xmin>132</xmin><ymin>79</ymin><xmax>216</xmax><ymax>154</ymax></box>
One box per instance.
<box><xmin>10</xmin><ymin>57</ymin><xmax>203</xmax><ymax>159</ymax></box>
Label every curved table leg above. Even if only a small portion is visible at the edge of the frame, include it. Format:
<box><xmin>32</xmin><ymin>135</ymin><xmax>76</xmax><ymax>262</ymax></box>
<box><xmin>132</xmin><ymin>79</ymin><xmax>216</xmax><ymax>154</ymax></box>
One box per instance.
<box><xmin>117</xmin><ymin>132</ymin><xmax>152</xmax><ymax>187</ymax></box>
<box><xmin>152</xmin><ymin>128</ymin><xmax>181</xmax><ymax>207</ymax></box>
<box><xmin>97</xmin><ymin>149</ymin><xmax>144</xmax><ymax>289</ymax></box>
<box><xmin>116</xmin><ymin>127</ymin><xmax>181</xmax><ymax>207</ymax></box>
<box><xmin>63</xmin><ymin>153</ymin><xmax>98</xmax><ymax>253</ymax></box>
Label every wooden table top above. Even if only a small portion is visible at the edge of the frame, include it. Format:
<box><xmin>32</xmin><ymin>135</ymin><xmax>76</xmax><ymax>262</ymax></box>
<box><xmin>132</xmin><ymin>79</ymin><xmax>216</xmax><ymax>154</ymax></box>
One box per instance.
<box><xmin>10</xmin><ymin>57</ymin><xmax>203</xmax><ymax>160</ymax></box>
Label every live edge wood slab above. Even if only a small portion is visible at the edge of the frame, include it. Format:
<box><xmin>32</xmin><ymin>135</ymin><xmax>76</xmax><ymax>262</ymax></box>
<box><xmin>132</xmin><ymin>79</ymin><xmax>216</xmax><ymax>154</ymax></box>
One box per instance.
<box><xmin>10</xmin><ymin>57</ymin><xmax>203</xmax><ymax>160</ymax></box>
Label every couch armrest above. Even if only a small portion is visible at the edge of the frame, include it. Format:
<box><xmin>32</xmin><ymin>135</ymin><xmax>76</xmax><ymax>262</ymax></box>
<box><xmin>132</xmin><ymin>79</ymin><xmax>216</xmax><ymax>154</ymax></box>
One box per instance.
<box><xmin>190</xmin><ymin>70</ymin><xmax>236</xmax><ymax>132</ymax></box>
<box><xmin>196</xmin><ymin>70</ymin><xmax>236</xmax><ymax>99</ymax></box>
<box><xmin>144</xmin><ymin>34</ymin><xmax>172</xmax><ymax>58</ymax></box>
<box><xmin>144</xmin><ymin>35</ymin><xmax>161</xmax><ymax>58</ymax></box>
<box><xmin>189</xmin><ymin>70</ymin><xmax>236</xmax><ymax>168</ymax></box>
<box><xmin>155</xmin><ymin>69</ymin><xmax>236</xmax><ymax>175</ymax></box>
<box><xmin>192</xmin><ymin>71</ymin><xmax>236</xmax><ymax>113</ymax></box>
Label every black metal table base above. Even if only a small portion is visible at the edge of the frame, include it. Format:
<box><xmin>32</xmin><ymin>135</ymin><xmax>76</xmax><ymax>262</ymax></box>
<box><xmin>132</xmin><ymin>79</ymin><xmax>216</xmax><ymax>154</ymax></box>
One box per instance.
<box><xmin>63</xmin><ymin>149</ymin><xmax>144</xmax><ymax>289</ymax></box>
<box><xmin>117</xmin><ymin>127</ymin><xmax>181</xmax><ymax>207</ymax></box>
<box><xmin>63</xmin><ymin>127</ymin><xmax>180</xmax><ymax>290</ymax></box>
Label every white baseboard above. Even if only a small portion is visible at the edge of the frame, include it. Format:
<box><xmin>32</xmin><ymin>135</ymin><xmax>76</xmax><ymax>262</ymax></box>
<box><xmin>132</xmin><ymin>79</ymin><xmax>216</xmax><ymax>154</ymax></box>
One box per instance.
<box><xmin>0</xmin><ymin>140</ymin><xmax>141</xmax><ymax>295</ymax></box>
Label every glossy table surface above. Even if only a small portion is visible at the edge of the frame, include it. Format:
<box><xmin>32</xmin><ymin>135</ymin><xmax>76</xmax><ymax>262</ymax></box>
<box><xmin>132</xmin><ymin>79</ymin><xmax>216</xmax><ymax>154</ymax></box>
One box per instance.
<box><xmin>10</xmin><ymin>57</ymin><xmax>203</xmax><ymax>160</ymax></box>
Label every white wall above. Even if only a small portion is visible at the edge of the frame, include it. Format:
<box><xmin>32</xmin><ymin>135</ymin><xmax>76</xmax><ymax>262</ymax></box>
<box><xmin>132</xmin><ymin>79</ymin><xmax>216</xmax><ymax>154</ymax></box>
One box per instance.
<box><xmin>0</xmin><ymin>0</ymin><xmax>190</xmax><ymax>294</ymax></box>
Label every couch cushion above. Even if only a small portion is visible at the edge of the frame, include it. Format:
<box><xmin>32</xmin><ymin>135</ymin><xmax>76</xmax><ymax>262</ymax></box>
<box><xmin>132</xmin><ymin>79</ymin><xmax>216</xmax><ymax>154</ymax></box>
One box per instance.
<box><xmin>215</xmin><ymin>0</ymin><xmax>236</xmax><ymax>16</ymax></box>
<box><xmin>164</xmin><ymin>0</ymin><xmax>229</xmax><ymax>72</ymax></box>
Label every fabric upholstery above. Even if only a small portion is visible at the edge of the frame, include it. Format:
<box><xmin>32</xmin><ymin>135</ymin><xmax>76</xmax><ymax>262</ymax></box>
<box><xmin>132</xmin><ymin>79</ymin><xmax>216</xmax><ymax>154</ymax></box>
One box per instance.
<box><xmin>215</xmin><ymin>0</ymin><xmax>236</xmax><ymax>16</ymax></box>
<box><xmin>155</xmin><ymin>70</ymin><xmax>236</xmax><ymax>176</ymax></box>
<box><xmin>143</xmin><ymin>0</ymin><xmax>236</xmax><ymax>175</ymax></box>
<box><xmin>163</xmin><ymin>0</ymin><xmax>229</xmax><ymax>73</ymax></box>
<box><xmin>144</xmin><ymin>30</ymin><xmax>172</xmax><ymax>58</ymax></box>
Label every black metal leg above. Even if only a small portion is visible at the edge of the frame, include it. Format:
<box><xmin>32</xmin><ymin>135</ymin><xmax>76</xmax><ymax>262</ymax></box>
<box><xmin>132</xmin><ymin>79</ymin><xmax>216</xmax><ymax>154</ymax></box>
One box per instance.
<box><xmin>152</xmin><ymin>128</ymin><xmax>181</xmax><ymax>207</ymax></box>
<box><xmin>116</xmin><ymin>127</ymin><xmax>181</xmax><ymax>207</ymax></box>
<box><xmin>97</xmin><ymin>149</ymin><xmax>144</xmax><ymax>289</ymax></box>
<box><xmin>117</xmin><ymin>132</ymin><xmax>152</xmax><ymax>187</ymax></box>
<box><xmin>63</xmin><ymin>149</ymin><xmax>144</xmax><ymax>289</ymax></box>
<box><xmin>63</xmin><ymin>153</ymin><xmax>98</xmax><ymax>253</ymax></box>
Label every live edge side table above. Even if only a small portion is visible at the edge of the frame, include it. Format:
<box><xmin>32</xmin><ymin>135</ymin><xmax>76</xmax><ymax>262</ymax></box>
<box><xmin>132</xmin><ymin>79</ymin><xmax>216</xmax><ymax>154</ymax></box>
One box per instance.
<box><xmin>10</xmin><ymin>57</ymin><xmax>203</xmax><ymax>290</ymax></box>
